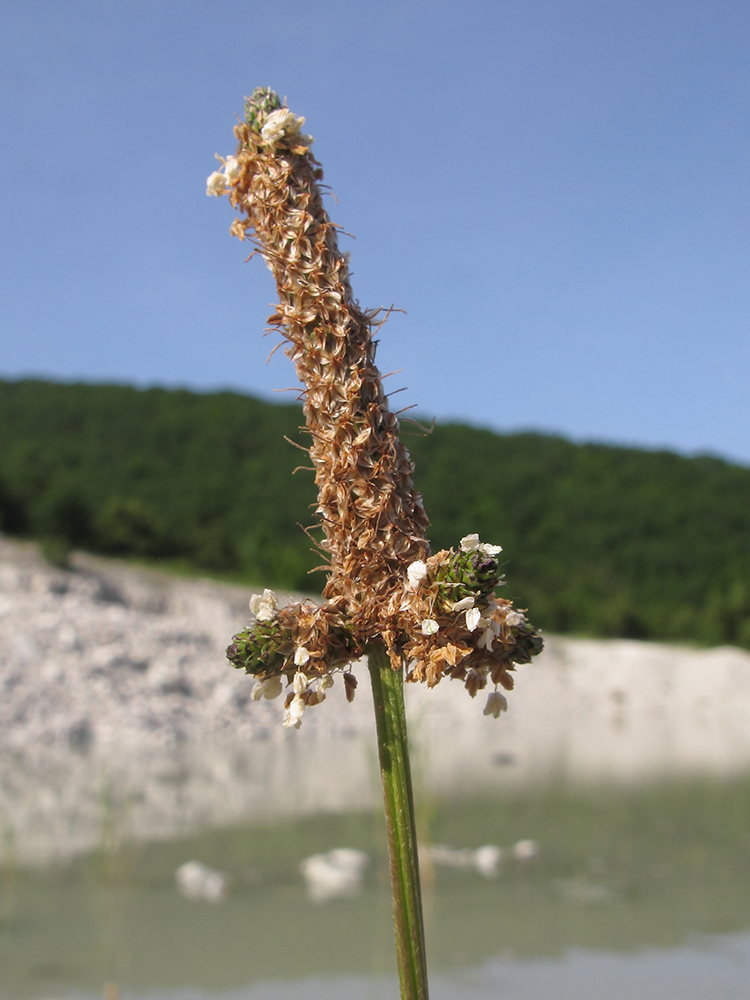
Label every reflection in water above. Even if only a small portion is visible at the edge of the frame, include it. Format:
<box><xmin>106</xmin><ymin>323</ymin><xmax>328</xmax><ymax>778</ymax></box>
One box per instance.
<box><xmin>3</xmin><ymin>777</ymin><xmax>750</xmax><ymax>998</ymax></box>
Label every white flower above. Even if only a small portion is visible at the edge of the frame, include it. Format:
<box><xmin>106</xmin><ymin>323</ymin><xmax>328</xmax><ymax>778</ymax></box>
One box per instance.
<box><xmin>294</xmin><ymin>646</ymin><xmax>311</xmax><ymax>667</ymax></box>
<box><xmin>223</xmin><ymin>155</ymin><xmax>241</xmax><ymax>183</ymax></box>
<box><xmin>451</xmin><ymin>597</ymin><xmax>475</xmax><ymax>612</ymax></box>
<box><xmin>283</xmin><ymin>695</ymin><xmax>306</xmax><ymax>729</ymax></box>
<box><xmin>251</xmin><ymin>676</ymin><xmax>283</xmax><ymax>701</ymax></box>
<box><xmin>315</xmin><ymin>674</ymin><xmax>333</xmax><ymax>703</ymax></box>
<box><xmin>421</xmin><ymin>619</ymin><xmax>439</xmax><ymax>636</ymax></box>
<box><xmin>481</xmin><ymin>542</ymin><xmax>503</xmax><ymax>556</ymax></box>
<box><xmin>505</xmin><ymin>609</ymin><xmax>525</xmax><ymax>628</ymax></box>
<box><xmin>261</xmin><ymin>107</ymin><xmax>304</xmax><ymax>145</ymax></box>
<box><xmin>206</xmin><ymin>170</ymin><xmax>228</xmax><ymax>196</ymax></box>
<box><xmin>465</xmin><ymin>607</ymin><xmax>482</xmax><ymax>632</ymax></box>
<box><xmin>407</xmin><ymin>560</ymin><xmax>428</xmax><ymax>589</ymax></box>
<box><xmin>293</xmin><ymin>671</ymin><xmax>309</xmax><ymax>695</ymax></box>
<box><xmin>249</xmin><ymin>589</ymin><xmax>278</xmax><ymax>621</ymax></box>
<box><xmin>460</xmin><ymin>533</ymin><xmax>480</xmax><ymax>552</ymax></box>
<box><xmin>459</xmin><ymin>533</ymin><xmax>502</xmax><ymax>558</ymax></box>
<box><xmin>478</xmin><ymin>624</ymin><xmax>497</xmax><ymax>650</ymax></box>
<box><xmin>483</xmin><ymin>691</ymin><xmax>508</xmax><ymax>718</ymax></box>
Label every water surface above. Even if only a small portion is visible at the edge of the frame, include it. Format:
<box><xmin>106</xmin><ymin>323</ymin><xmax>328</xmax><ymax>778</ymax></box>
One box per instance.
<box><xmin>3</xmin><ymin>776</ymin><xmax>750</xmax><ymax>998</ymax></box>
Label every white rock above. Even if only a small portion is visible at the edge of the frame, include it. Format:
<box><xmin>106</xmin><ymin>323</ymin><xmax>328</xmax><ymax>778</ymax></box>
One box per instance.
<box><xmin>421</xmin><ymin>843</ymin><xmax>474</xmax><ymax>869</ymax></box>
<box><xmin>472</xmin><ymin>844</ymin><xmax>504</xmax><ymax>878</ymax></box>
<box><xmin>300</xmin><ymin>847</ymin><xmax>369</xmax><ymax>903</ymax></box>
<box><xmin>421</xmin><ymin>842</ymin><xmax>504</xmax><ymax>878</ymax></box>
<box><xmin>175</xmin><ymin>860</ymin><xmax>230</xmax><ymax>902</ymax></box>
<box><xmin>512</xmin><ymin>839</ymin><xmax>539</xmax><ymax>861</ymax></box>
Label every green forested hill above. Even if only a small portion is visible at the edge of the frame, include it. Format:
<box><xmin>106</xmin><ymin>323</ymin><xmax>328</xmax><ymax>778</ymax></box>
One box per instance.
<box><xmin>1</xmin><ymin>378</ymin><xmax>748</xmax><ymax>649</ymax></box>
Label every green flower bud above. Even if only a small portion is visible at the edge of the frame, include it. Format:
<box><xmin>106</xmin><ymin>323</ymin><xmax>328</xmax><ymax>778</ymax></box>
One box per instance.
<box><xmin>244</xmin><ymin>87</ymin><xmax>282</xmax><ymax>133</ymax></box>
<box><xmin>434</xmin><ymin>547</ymin><xmax>504</xmax><ymax>607</ymax></box>
<box><xmin>226</xmin><ymin>618</ymin><xmax>293</xmax><ymax>677</ymax></box>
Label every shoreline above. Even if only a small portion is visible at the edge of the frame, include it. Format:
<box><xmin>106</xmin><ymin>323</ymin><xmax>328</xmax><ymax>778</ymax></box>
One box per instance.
<box><xmin>2</xmin><ymin>536</ymin><xmax>750</xmax><ymax>865</ymax></box>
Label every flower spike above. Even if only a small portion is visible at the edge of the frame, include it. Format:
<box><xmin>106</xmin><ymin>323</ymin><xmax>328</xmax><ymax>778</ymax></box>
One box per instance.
<box><xmin>213</xmin><ymin>91</ymin><xmax>542</xmax><ymax>727</ymax></box>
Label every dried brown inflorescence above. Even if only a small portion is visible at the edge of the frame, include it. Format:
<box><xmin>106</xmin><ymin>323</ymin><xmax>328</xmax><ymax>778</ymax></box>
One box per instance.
<box><xmin>212</xmin><ymin>89</ymin><xmax>542</xmax><ymax>727</ymax></box>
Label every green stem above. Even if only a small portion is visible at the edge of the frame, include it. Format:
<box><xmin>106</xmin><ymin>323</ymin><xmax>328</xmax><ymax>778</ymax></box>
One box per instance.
<box><xmin>367</xmin><ymin>642</ymin><xmax>430</xmax><ymax>1000</ymax></box>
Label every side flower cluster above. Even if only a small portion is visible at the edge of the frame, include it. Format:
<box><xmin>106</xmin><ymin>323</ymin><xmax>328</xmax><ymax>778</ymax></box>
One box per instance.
<box><xmin>226</xmin><ymin>590</ymin><xmax>361</xmax><ymax>729</ymax></box>
<box><xmin>399</xmin><ymin>535</ymin><xmax>543</xmax><ymax>718</ymax></box>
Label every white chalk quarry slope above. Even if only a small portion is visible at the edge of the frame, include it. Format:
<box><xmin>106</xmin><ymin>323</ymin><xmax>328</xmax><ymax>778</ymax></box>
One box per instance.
<box><xmin>1</xmin><ymin>535</ymin><xmax>749</xmax><ymax>865</ymax></box>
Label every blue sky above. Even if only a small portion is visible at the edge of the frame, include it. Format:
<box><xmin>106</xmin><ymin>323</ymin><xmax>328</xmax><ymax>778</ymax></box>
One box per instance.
<box><xmin>2</xmin><ymin>0</ymin><xmax>749</xmax><ymax>463</ymax></box>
